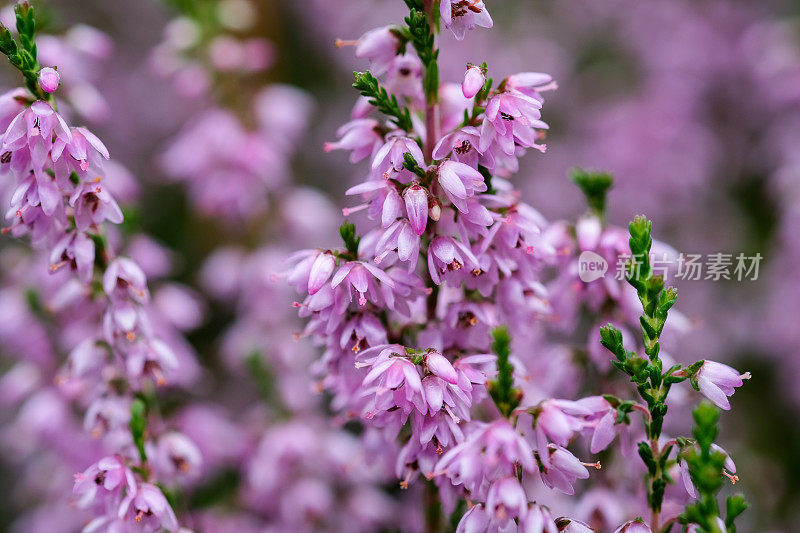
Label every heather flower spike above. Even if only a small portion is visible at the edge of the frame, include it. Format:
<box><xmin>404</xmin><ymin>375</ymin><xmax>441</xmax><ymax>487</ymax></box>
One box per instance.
<box><xmin>288</xmin><ymin>1</ymin><xmax>750</xmax><ymax>530</ymax></box>
<box><xmin>599</xmin><ymin>217</ymin><xmax>748</xmax><ymax>532</ymax></box>
<box><xmin>0</xmin><ymin>4</ymin><xmax>190</xmax><ymax>530</ymax></box>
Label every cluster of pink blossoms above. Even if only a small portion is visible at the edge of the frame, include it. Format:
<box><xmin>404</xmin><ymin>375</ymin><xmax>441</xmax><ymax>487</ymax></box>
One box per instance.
<box><xmin>153</xmin><ymin>0</ymin><xmax>312</xmax><ymax>222</ymax></box>
<box><xmin>0</xmin><ymin>7</ymin><xmax>199</xmax><ymax>530</ymax></box>
<box><xmin>289</xmin><ymin>2</ymin><xmax>750</xmax><ymax>531</ymax></box>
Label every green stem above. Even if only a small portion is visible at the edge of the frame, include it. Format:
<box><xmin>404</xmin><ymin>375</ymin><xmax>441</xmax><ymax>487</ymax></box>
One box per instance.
<box><xmin>424</xmin><ymin>479</ymin><xmax>443</xmax><ymax>533</ymax></box>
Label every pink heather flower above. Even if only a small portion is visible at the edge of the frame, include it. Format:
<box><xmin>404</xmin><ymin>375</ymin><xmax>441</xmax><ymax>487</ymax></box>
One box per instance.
<box><xmin>69</xmin><ymin>178</ymin><xmax>124</xmax><ymax>231</ymax></box>
<box><xmin>103</xmin><ymin>302</ymin><xmax>148</xmax><ymax>344</ymax></box>
<box><xmin>103</xmin><ymin>257</ymin><xmax>150</xmax><ymax>304</ymax></box>
<box><xmin>285</xmin><ymin>249</ymin><xmax>328</xmax><ymax>293</ymax></box>
<box><xmin>63</xmin><ymin>338</ymin><xmax>107</xmax><ymax>379</ymax></box>
<box><xmin>433</xmin><ymin>127</ymin><xmax>491</xmax><ymax>169</ymax></box>
<box><xmin>440</xmin><ymin>0</ymin><xmax>493</xmax><ymax>40</ymax></box>
<box><xmin>331</xmin><ymin>260</ymin><xmax>396</xmax><ymax>307</ymax></box>
<box><xmin>84</xmin><ymin>396</ymin><xmax>131</xmax><ymax>437</ymax></box>
<box><xmin>533</xmin><ymin>399</ymin><xmax>592</xmax><ymax>463</ymax></box>
<box><xmin>506</xmin><ymin>72</ymin><xmax>557</xmax><ymax>95</ymax></box>
<box><xmin>339</xmin><ymin>313</ymin><xmax>388</xmax><ymax>353</ymax></box>
<box><xmin>457</xmin><ymin>504</ymin><xmax>490</xmax><ymax>533</ymax></box>
<box><xmin>681</xmin><ymin>443</ymin><xmax>737</xmax><ymax>499</ymax></box>
<box><xmin>38</xmin><ymin>67</ymin><xmax>60</xmax><ymax>93</ymax></box>
<box><xmin>576</xmin><ymin>215</ymin><xmax>603</xmax><ymax>251</ymax></box>
<box><xmin>436</xmin><ymin>160</ymin><xmax>487</xmax><ymax>213</ymax></box>
<box><xmin>376</xmin><ymin>219</ymin><xmax>421</xmax><ymax>269</ymax></box>
<box><xmin>576</xmin><ymin>396</ymin><xmax>622</xmax><ymax>453</ymax></box>
<box><xmin>120</xmin><ymin>483</ymin><xmax>179</xmax><ymax>531</ymax></box>
<box><xmin>151</xmin><ymin>431</ymin><xmax>203</xmax><ymax>478</ymax></box>
<box><xmin>384</xmin><ymin>54</ymin><xmax>423</xmax><ymax>103</ymax></box>
<box><xmin>485</xmin><ymin>477</ymin><xmax>528</xmax><ymax>524</ymax></box>
<box><xmin>479</xmin><ymin>88</ymin><xmax>548</xmax><ymax>156</ymax></box>
<box><xmin>462</xmin><ymin>65</ymin><xmax>485</xmax><ymax>99</ymax></box>
<box><xmin>419</xmin><ymin>355</ymin><xmax>491</xmax><ymax>424</ymax></box>
<box><xmin>419</xmin><ymin>374</ymin><xmax>467</xmax><ymax>423</ymax></box>
<box><xmin>539</xmin><ymin>445</ymin><xmax>590</xmax><ymax>495</ymax></box>
<box><xmin>324</xmin><ymin>118</ymin><xmax>382</xmax><ymax>163</ymax></box>
<box><xmin>126</xmin><ymin>339</ymin><xmax>179</xmax><ymax>386</ymax></box>
<box><xmin>427</xmin><ymin>235</ymin><xmax>479</xmax><ymax>285</ymax></box>
<box><xmin>372</xmin><ymin>136</ymin><xmax>424</xmax><ymax>178</ymax></box>
<box><xmin>49</xmin><ymin>231</ymin><xmax>95</xmax><ymax>283</ymax></box>
<box><xmin>614</xmin><ymin>519</ymin><xmax>652</xmax><ymax>533</ymax></box>
<box><xmin>354</xmin><ymin>26</ymin><xmax>400</xmax><ymax>76</ymax></box>
<box><xmin>696</xmin><ymin>360</ymin><xmax>750</xmax><ymax>410</ymax></box>
<box><xmin>73</xmin><ymin>455</ymin><xmax>136</xmax><ymax>508</ymax></box>
<box><xmin>403</xmin><ymin>184</ymin><xmax>428</xmax><ymax>235</ymax></box>
<box><xmin>382</xmin><ymin>188</ymin><xmax>403</xmax><ymax>228</ymax></box>
<box><xmin>3</xmin><ymin>101</ymin><xmax>72</xmax><ymax>159</ymax></box>
<box><xmin>3</xmin><ymin>101</ymin><xmax>72</xmax><ymax>215</ymax></box>
<box><xmin>557</xmin><ymin>518</ymin><xmax>595</xmax><ymax>532</ymax></box>
<box><xmin>520</xmin><ymin>504</ymin><xmax>558</xmax><ymax>533</ymax></box>
<box><xmin>435</xmin><ymin>419</ymin><xmax>535</xmax><ymax>493</ymax></box>
<box><xmin>308</xmin><ymin>252</ymin><xmax>336</xmax><ymax>295</ymax></box>
<box><xmin>59</xmin><ymin>126</ymin><xmax>110</xmax><ymax>170</ymax></box>
<box><xmin>362</xmin><ymin>350</ymin><xmax>427</xmax><ymax>418</ymax></box>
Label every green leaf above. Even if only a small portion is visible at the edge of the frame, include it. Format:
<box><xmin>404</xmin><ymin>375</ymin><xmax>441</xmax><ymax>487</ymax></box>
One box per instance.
<box><xmin>404</xmin><ymin>7</ymin><xmax>438</xmax><ymax>103</ymax></box>
<box><xmin>570</xmin><ymin>167</ymin><xmax>613</xmax><ymax>216</ymax></box>
<box><xmin>353</xmin><ymin>71</ymin><xmax>413</xmax><ymax>131</ymax></box>
<box><xmin>130</xmin><ymin>398</ymin><xmax>148</xmax><ymax>464</ymax></box>
<box><xmin>599</xmin><ymin>324</ymin><xmax>626</xmax><ymax>361</ymax></box>
<box><xmin>488</xmin><ymin>325</ymin><xmax>521</xmax><ymax>418</ymax></box>
<box><xmin>725</xmin><ymin>494</ymin><xmax>748</xmax><ymax>529</ymax></box>
<box><xmin>403</xmin><ymin>152</ymin><xmax>427</xmax><ymax>178</ymax></box>
<box><xmin>339</xmin><ymin>222</ymin><xmax>360</xmax><ymax>257</ymax></box>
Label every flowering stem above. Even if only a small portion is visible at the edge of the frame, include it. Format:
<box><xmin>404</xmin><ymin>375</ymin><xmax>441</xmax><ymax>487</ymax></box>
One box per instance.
<box><xmin>424</xmin><ymin>98</ymin><xmax>440</xmax><ymax>164</ymax></box>
<box><xmin>405</xmin><ymin>1</ymin><xmax>440</xmax><ymax>162</ymax></box>
<box><xmin>601</xmin><ymin>216</ymin><xmax>680</xmax><ymax>532</ymax></box>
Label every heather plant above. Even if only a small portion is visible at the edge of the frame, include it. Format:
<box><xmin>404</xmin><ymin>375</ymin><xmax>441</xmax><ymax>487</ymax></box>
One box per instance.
<box><xmin>288</xmin><ymin>1</ymin><xmax>749</xmax><ymax>531</ymax></box>
<box><xmin>0</xmin><ymin>3</ymin><xmax>196</xmax><ymax>530</ymax></box>
<box><xmin>0</xmin><ymin>0</ymin><xmax>761</xmax><ymax>531</ymax></box>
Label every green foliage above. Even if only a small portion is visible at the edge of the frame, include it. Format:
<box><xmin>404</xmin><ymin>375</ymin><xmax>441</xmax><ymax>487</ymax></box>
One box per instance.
<box><xmin>0</xmin><ymin>2</ymin><xmax>51</xmax><ymax>101</ymax></box>
<box><xmin>404</xmin><ymin>7</ymin><xmax>439</xmax><ymax>103</ymax></box>
<box><xmin>130</xmin><ymin>398</ymin><xmax>148</xmax><ymax>464</ymax></box>
<box><xmin>353</xmin><ymin>71</ymin><xmax>414</xmax><ymax>132</ymax></box>
<box><xmin>679</xmin><ymin>402</ymin><xmax>748</xmax><ymax>532</ymax></box>
<box><xmin>246</xmin><ymin>351</ymin><xmax>290</xmax><ymax>418</ymax></box>
<box><xmin>246</xmin><ymin>352</ymin><xmax>275</xmax><ymax>403</ymax></box>
<box><xmin>189</xmin><ymin>469</ymin><xmax>240</xmax><ymax>508</ymax></box>
<box><xmin>339</xmin><ymin>222</ymin><xmax>361</xmax><ymax>258</ymax></box>
<box><xmin>488</xmin><ymin>326</ymin><xmax>521</xmax><ymax>418</ymax></box>
<box><xmin>599</xmin><ymin>216</ymin><xmax>687</xmax><ymax>519</ymax></box>
<box><xmin>570</xmin><ymin>168</ymin><xmax>613</xmax><ymax>216</ymax></box>
<box><xmin>402</xmin><ymin>152</ymin><xmax>427</xmax><ymax>179</ymax></box>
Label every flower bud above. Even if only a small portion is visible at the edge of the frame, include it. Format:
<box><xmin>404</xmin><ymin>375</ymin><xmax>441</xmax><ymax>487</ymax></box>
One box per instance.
<box><xmin>575</xmin><ymin>215</ymin><xmax>602</xmax><ymax>251</ymax></box>
<box><xmin>38</xmin><ymin>67</ymin><xmax>60</xmax><ymax>93</ymax></box>
<box><xmin>308</xmin><ymin>252</ymin><xmax>335</xmax><ymax>295</ymax></box>
<box><xmin>425</xmin><ymin>350</ymin><xmax>458</xmax><ymax>384</ymax></box>
<box><xmin>404</xmin><ymin>185</ymin><xmax>428</xmax><ymax>236</ymax></box>
<box><xmin>613</xmin><ymin>519</ymin><xmax>652</xmax><ymax>533</ymax></box>
<box><xmin>462</xmin><ymin>65</ymin><xmax>485</xmax><ymax>99</ymax></box>
<box><xmin>429</xmin><ymin>198</ymin><xmax>442</xmax><ymax>221</ymax></box>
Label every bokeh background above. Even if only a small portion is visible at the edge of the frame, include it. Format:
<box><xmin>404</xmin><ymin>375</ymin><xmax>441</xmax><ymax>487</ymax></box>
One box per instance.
<box><xmin>1</xmin><ymin>0</ymin><xmax>799</xmax><ymax>531</ymax></box>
